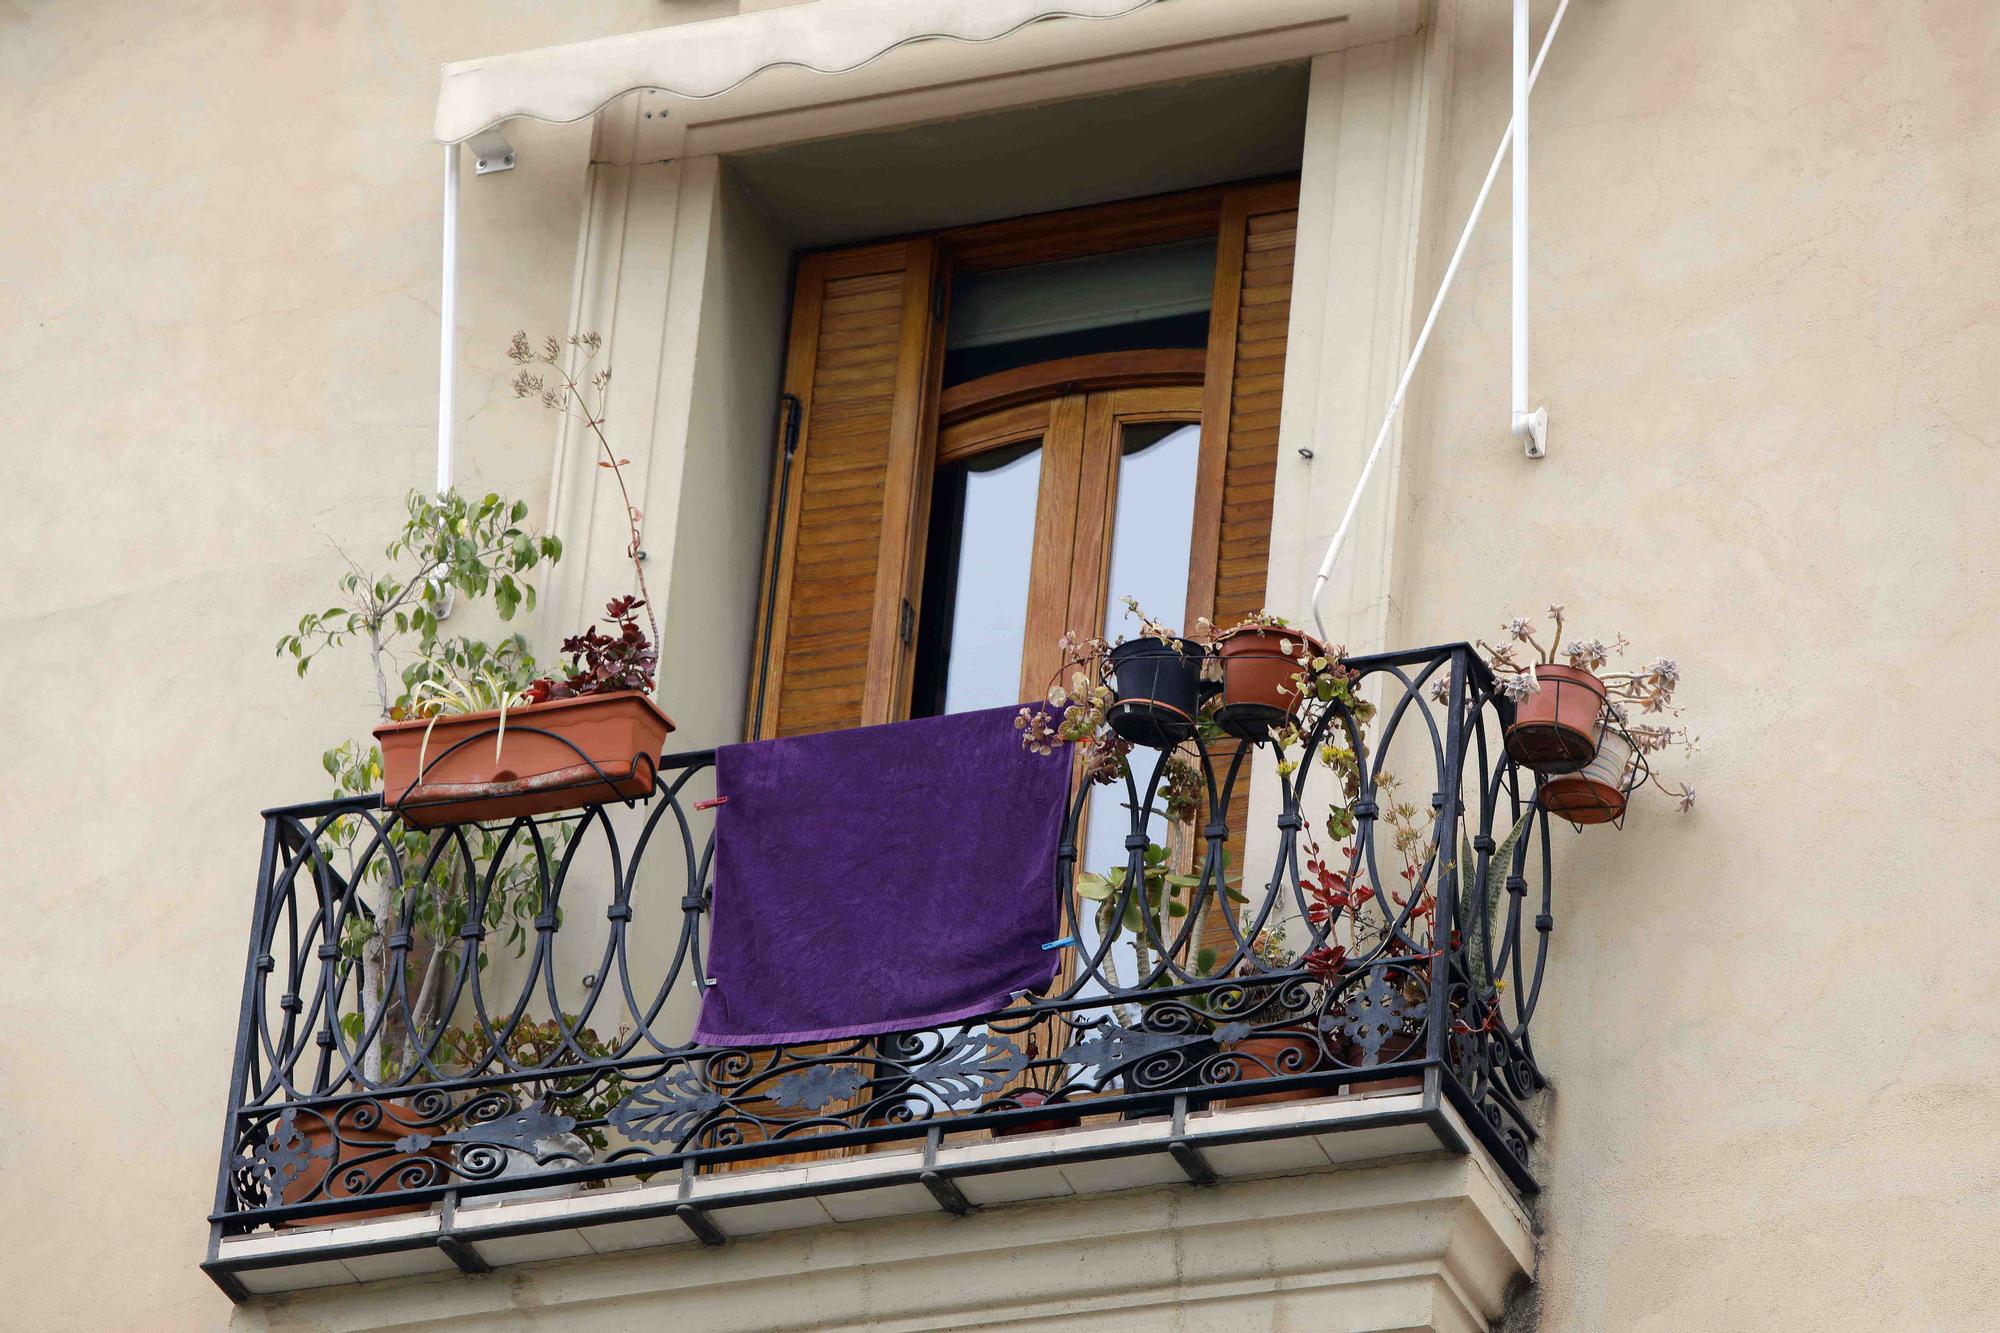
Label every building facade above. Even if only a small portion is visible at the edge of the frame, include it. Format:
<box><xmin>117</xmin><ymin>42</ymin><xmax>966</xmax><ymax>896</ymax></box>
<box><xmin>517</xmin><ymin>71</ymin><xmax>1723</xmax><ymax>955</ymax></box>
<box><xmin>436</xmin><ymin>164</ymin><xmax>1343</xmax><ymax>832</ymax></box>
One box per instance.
<box><xmin>3</xmin><ymin>1</ymin><xmax>1998</xmax><ymax>1329</ymax></box>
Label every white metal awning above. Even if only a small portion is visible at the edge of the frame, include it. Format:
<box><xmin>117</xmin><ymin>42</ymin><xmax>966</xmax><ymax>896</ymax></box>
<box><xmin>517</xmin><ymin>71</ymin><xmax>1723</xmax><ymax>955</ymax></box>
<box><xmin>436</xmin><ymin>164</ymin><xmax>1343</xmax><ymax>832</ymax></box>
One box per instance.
<box><xmin>433</xmin><ymin>0</ymin><xmax>1416</xmax><ymax>147</ymax></box>
<box><xmin>436</xmin><ymin>0</ymin><xmax>1159</xmax><ymax>143</ymax></box>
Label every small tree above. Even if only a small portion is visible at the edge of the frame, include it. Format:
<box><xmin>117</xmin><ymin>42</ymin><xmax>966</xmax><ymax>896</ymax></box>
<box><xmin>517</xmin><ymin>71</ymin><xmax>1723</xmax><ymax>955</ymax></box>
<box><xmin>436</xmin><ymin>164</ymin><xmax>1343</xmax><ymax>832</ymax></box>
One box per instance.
<box><xmin>278</xmin><ymin>489</ymin><xmax>564</xmax><ymax>1084</ymax></box>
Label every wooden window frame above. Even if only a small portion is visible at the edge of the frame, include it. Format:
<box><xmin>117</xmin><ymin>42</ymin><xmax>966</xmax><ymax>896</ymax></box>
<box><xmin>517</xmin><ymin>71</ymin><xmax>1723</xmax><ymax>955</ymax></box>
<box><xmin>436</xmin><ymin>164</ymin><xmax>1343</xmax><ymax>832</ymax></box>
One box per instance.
<box><xmin>935</xmin><ymin>362</ymin><xmax>1207</xmax><ymax>708</ymax></box>
<box><xmin>749</xmin><ymin>177</ymin><xmax>1300</xmax><ymax>742</ymax></box>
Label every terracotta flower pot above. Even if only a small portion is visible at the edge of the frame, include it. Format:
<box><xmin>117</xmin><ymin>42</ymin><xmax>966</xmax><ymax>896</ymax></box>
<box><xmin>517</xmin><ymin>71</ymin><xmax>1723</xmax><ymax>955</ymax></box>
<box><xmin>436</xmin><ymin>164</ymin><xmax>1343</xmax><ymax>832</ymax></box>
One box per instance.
<box><xmin>277</xmin><ymin>1099</ymin><xmax>450</xmax><ymax>1227</ymax></box>
<box><xmin>1218</xmin><ymin>1032</ymin><xmax>1326</xmax><ymax>1108</ymax></box>
<box><xmin>1344</xmin><ymin>1029</ymin><xmax>1424</xmax><ymax>1094</ymax></box>
<box><xmin>1105</xmin><ymin>637</ymin><xmax>1210</xmax><ymax>749</ymax></box>
<box><xmin>990</xmin><ymin>1088</ymin><xmax>1078</xmax><ymax>1138</ymax></box>
<box><xmin>376</xmin><ymin>690</ymin><xmax>675</xmax><ymax>828</ymax></box>
<box><xmin>1213</xmin><ymin>627</ymin><xmax>1322</xmax><ymax>740</ymax></box>
<box><xmin>1541</xmin><ymin>728</ymin><xmax>1634</xmax><ymax>825</ymax></box>
<box><xmin>1503</xmin><ymin>664</ymin><xmax>1607</xmax><ymax>774</ymax></box>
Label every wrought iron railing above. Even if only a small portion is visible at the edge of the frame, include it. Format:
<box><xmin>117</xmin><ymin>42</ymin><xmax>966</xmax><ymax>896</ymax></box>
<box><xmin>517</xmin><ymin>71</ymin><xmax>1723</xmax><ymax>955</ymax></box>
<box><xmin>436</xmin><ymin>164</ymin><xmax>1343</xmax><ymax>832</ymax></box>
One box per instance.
<box><xmin>211</xmin><ymin>643</ymin><xmax>1555</xmax><ymax>1240</ymax></box>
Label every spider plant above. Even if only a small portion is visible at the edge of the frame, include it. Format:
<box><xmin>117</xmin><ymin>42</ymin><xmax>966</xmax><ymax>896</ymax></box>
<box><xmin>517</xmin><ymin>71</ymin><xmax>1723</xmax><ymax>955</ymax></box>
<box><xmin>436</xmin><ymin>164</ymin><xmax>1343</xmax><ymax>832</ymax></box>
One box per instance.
<box><xmin>408</xmin><ymin>653</ymin><xmax>533</xmax><ymax>781</ymax></box>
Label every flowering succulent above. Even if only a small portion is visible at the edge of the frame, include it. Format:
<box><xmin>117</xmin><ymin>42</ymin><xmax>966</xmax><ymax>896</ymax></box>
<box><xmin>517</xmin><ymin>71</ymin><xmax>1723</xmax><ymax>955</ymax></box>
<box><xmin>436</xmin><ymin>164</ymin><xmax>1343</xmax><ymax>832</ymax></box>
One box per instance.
<box><xmin>1248</xmin><ymin>928</ymin><xmax>1296</xmax><ymax>970</ymax></box>
<box><xmin>1197</xmin><ymin>608</ymin><xmax>1290</xmax><ymax>636</ymax></box>
<box><xmin>1014</xmin><ymin>661</ymin><xmax>1128</xmax><ymax>779</ymax></box>
<box><xmin>1479</xmin><ymin>604</ymin><xmax>1698</xmax><ymax>812</ymax></box>
<box><xmin>1015</xmin><ymin>602</ymin><xmax>1192</xmax><ymax>783</ymax></box>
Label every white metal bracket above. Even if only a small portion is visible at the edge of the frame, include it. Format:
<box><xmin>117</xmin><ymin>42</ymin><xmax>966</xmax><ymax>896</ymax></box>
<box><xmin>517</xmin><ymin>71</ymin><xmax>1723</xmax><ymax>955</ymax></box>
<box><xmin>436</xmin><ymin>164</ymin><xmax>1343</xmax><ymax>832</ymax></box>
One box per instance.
<box><xmin>467</xmin><ymin>129</ymin><xmax>516</xmax><ymax>174</ymax></box>
<box><xmin>1515</xmin><ymin>406</ymin><xmax>1548</xmax><ymax>459</ymax></box>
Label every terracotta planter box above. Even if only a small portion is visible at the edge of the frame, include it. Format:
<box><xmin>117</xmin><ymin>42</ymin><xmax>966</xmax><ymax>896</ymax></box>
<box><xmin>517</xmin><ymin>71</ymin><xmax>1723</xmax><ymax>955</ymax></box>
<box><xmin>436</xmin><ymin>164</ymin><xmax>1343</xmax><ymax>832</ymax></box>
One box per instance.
<box><xmin>1345</xmin><ymin>1029</ymin><xmax>1424</xmax><ymax>1094</ymax></box>
<box><xmin>1218</xmin><ymin>1031</ymin><xmax>1326</xmax><ymax>1108</ymax></box>
<box><xmin>1504</xmin><ymin>664</ymin><xmax>1607</xmax><ymax>774</ymax></box>
<box><xmin>278</xmin><ymin>1099</ymin><xmax>449</xmax><ymax>1227</ymax></box>
<box><xmin>1213</xmin><ymin>626</ymin><xmax>1322</xmax><ymax>740</ymax></box>
<box><xmin>376</xmin><ymin>691</ymin><xmax>675</xmax><ymax>828</ymax></box>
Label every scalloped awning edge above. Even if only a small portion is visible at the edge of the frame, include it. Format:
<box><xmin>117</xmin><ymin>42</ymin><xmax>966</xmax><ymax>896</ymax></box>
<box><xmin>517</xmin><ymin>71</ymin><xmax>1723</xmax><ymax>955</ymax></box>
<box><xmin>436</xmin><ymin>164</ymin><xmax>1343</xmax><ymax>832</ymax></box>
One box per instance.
<box><xmin>433</xmin><ymin>0</ymin><xmax>1169</xmax><ymax>145</ymax></box>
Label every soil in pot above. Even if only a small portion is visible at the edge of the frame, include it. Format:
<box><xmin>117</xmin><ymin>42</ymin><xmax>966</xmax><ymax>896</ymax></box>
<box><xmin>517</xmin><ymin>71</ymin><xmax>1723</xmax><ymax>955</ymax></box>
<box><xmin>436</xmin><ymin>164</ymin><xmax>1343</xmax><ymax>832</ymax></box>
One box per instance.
<box><xmin>1104</xmin><ymin>637</ymin><xmax>1210</xmax><ymax>748</ymax></box>
<box><xmin>1504</xmin><ymin>664</ymin><xmax>1606</xmax><ymax>774</ymax></box>
<box><xmin>377</xmin><ymin>690</ymin><xmax>675</xmax><ymax>828</ymax></box>
<box><xmin>276</xmin><ymin>1099</ymin><xmax>451</xmax><ymax>1227</ymax></box>
<box><xmin>1212</xmin><ymin>627</ymin><xmax>1322</xmax><ymax>741</ymax></box>
<box><xmin>1218</xmin><ymin>1031</ymin><xmax>1328</xmax><ymax>1108</ymax></box>
<box><xmin>1540</xmin><ymin>728</ymin><xmax>1634</xmax><ymax>825</ymax></box>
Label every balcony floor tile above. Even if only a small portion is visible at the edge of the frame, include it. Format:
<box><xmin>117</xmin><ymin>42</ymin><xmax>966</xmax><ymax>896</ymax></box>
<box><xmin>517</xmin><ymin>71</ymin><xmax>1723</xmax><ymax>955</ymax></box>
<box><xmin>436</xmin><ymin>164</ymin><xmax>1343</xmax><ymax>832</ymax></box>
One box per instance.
<box><xmin>580</xmin><ymin>1214</ymin><xmax>699</xmax><ymax>1254</ymax></box>
<box><xmin>470</xmin><ymin>1227</ymin><xmax>595</xmax><ymax>1268</ymax></box>
<box><xmin>234</xmin><ymin>1259</ymin><xmax>356</xmax><ymax>1294</ymax></box>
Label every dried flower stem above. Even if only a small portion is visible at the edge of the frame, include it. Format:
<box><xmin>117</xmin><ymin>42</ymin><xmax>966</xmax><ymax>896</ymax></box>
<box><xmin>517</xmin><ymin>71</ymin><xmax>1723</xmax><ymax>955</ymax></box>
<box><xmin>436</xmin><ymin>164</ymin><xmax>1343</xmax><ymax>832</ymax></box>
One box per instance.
<box><xmin>567</xmin><ymin>379</ymin><xmax>658</xmax><ymax>650</ymax></box>
<box><xmin>512</xmin><ymin>330</ymin><xmax>660</xmax><ymax>652</ymax></box>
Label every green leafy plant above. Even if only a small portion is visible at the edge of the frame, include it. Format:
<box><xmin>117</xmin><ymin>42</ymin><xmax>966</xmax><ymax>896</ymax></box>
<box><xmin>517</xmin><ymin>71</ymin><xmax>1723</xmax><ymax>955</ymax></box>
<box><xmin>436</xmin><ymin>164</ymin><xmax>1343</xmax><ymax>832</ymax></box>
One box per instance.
<box><xmin>438</xmin><ymin>1017</ymin><xmax>631</xmax><ymax>1155</ymax></box>
<box><xmin>407</xmin><ymin>644</ymin><xmax>534</xmax><ymax>772</ymax></box>
<box><xmin>1077</xmin><ymin>842</ymin><xmax>1202</xmax><ymax>952</ymax></box>
<box><xmin>278</xmin><ymin>489</ymin><xmax>561</xmax><ymax>715</ymax></box>
<box><xmin>1458</xmin><ymin>809</ymin><xmax>1535</xmax><ymax>996</ymax></box>
<box><xmin>282</xmin><ymin>488</ymin><xmax>568</xmax><ymax>1082</ymax></box>
<box><xmin>1076</xmin><ymin>839</ymin><xmax>1251</xmax><ymax>1024</ymax></box>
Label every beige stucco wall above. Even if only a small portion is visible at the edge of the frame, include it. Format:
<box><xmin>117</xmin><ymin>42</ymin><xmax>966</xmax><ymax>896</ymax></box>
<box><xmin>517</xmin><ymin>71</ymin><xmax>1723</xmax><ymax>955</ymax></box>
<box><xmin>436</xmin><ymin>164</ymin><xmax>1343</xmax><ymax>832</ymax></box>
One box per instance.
<box><xmin>5</xmin><ymin>0</ymin><xmax>2000</xmax><ymax>1330</ymax></box>
<box><xmin>1393</xmin><ymin>1</ymin><xmax>2000</xmax><ymax>1328</ymax></box>
<box><xmin>0</xmin><ymin>3</ymin><xmax>731</xmax><ymax>1329</ymax></box>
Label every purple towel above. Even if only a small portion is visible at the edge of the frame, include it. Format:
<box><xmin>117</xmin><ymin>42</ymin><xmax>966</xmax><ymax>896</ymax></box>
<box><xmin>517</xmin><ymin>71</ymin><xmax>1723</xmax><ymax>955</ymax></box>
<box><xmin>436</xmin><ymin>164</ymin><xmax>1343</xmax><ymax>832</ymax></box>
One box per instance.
<box><xmin>693</xmin><ymin>706</ymin><xmax>1071</xmax><ymax>1046</ymax></box>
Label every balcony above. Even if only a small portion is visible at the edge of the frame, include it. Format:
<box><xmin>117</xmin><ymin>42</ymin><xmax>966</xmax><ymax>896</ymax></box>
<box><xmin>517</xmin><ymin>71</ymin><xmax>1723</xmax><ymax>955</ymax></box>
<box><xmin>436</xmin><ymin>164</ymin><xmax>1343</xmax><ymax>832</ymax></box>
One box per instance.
<box><xmin>204</xmin><ymin>643</ymin><xmax>1551</xmax><ymax>1304</ymax></box>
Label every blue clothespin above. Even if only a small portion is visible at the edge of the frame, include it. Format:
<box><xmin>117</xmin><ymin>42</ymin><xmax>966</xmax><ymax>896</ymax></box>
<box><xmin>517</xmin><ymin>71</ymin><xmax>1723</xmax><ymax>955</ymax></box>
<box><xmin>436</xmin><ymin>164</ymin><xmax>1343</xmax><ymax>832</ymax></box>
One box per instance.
<box><xmin>1042</xmin><ymin>936</ymin><xmax>1076</xmax><ymax>952</ymax></box>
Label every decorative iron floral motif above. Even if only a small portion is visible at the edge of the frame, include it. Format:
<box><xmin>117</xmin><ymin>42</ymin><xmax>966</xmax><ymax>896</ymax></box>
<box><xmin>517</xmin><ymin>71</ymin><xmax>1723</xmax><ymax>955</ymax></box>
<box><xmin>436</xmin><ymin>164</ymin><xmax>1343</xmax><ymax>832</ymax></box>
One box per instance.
<box><xmin>1211</xmin><ymin>1021</ymin><xmax>1254</xmax><ymax>1047</ymax></box>
<box><xmin>433</xmin><ymin>1107</ymin><xmax>577</xmax><ymax>1154</ymax></box>
<box><xmin>767</xmin><ymin>1064</ymin><xmax>869</xmax><ymax>1112</ymax></box>
<box><xmin>1323</xmin><ymin>967</ymin><xmax>1423</xmax><ymax>1065</ymax></box>
<box><xmin>607</xmin><ymin>1066</ymin><xmax>725</xmax><ymax>1146</ymax></box>
<box><xmin>907</xmin><ymin>1031</ymin><xmax>1027</xmax><ymax>1101</ymax></box>
<box><xmin>234</xmin><ymin>1109</ymin><xmax>332</xmax><ymax>1201</ymax></box>
<box><xmin>1060</xmin><ymin>1023</ymin><xmax>1206</xmax><ymax>1083</ymax></box>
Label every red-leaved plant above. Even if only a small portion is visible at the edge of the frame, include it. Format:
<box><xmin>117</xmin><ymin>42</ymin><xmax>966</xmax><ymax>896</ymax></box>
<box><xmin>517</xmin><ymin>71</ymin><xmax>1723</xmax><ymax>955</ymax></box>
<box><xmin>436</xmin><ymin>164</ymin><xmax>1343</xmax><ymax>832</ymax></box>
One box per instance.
<box><xmin>526</xmin><ymin>596</ymin><xmax>658</xmax><ymax>703</ymax></box>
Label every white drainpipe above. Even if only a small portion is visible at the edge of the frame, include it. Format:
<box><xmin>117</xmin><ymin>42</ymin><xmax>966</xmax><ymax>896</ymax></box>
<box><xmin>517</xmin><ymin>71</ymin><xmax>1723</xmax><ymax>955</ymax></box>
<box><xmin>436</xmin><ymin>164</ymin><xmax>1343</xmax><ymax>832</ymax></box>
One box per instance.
<box><xmin>437</xmin><ymin>143</ymin><xmax>459</xmax><ymax>496</ymax></box>
<box><xmin>1511</xmin><ymin>0</ymin><xmax>1548</xmax><ymax>459</ymax></box>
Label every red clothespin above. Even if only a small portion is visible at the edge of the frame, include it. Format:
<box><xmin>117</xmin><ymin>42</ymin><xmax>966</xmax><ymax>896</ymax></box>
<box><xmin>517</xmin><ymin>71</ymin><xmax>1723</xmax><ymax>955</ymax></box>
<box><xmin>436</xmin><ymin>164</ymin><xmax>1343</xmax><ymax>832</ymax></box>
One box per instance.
<box><xmin>695</xmin><ymin>796</ymin><xmax>731</xmax><ymax>812</ymax></box>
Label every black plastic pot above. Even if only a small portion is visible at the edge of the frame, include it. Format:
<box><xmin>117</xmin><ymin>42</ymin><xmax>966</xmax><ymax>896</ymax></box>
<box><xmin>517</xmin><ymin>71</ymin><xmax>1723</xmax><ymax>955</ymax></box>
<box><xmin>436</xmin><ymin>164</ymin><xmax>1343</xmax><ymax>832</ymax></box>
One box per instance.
<box><xmin>1105</xmin><ymin>637</ymin><xmax>1211</xmax><ymax>748</ymax></box>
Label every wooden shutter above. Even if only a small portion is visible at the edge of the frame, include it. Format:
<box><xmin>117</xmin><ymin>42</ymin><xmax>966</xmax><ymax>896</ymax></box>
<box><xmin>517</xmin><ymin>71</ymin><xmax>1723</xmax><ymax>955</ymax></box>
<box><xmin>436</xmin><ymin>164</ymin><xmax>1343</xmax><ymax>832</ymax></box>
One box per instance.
<box><xmin>1189</xmin><ymin>182</ymin><xmax>1301</xmax><ymax>959</ymax></box>
<box><xmin>735</xmin><ymin>239</ymin><xmax>946</xmax><ymax>1167</ymax></box>
<box><xmin>752</xmin><ymin>239</ymin><xmax>945</xmax><ymax>740</ymax></box>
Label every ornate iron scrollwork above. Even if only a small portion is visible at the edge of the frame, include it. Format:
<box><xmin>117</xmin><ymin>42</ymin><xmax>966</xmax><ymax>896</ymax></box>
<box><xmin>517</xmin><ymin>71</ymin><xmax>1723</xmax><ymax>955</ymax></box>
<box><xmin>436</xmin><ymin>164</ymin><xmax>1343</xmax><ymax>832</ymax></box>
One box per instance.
<box><xmin>908</xmin><ymin>1031</ymin><xmax>1027</xmax><ymax>1101</ymax></box>
<box><xmin>214</xmin><ymin>644</ymin><xmax>1557</xmax><ymax>1228</ymax></box>
<box><xmin>233</xmin><ymin>1109</ymin><xmax>332</xmax><ymax>1203</ymax></box>
<box><xmin>1324</xmin><ymin>967</ymin><xmax>1424</xmax><ymax>1065</ymax></box>
<box><xmin>608</xmin><ymin>1066</ymin><xmax>726</xmax><ymax>1147</ymax></box>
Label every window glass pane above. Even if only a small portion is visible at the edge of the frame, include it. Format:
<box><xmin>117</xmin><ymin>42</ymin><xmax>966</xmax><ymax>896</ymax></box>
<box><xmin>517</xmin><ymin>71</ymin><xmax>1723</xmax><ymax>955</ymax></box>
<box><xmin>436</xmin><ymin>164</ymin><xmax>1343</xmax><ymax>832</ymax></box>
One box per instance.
<box><xmin>1101</xmin><ymin>422</ymin><xmax>1202</xmax><ymax>642</ymax></box>
<box><xmin>943</xmin><ymin>241</ymin><xmax>1216</xmax><ymax>386</ymax></box>
<box><xmin>910</xmin><ymin>441</ymin><xmax>1044</xmax><ymax>718</ymax></box>
<box><xmin>1080</xmin><ymin>420</ymin><xmax>1203</xmax><ymax>993</ymax></box>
